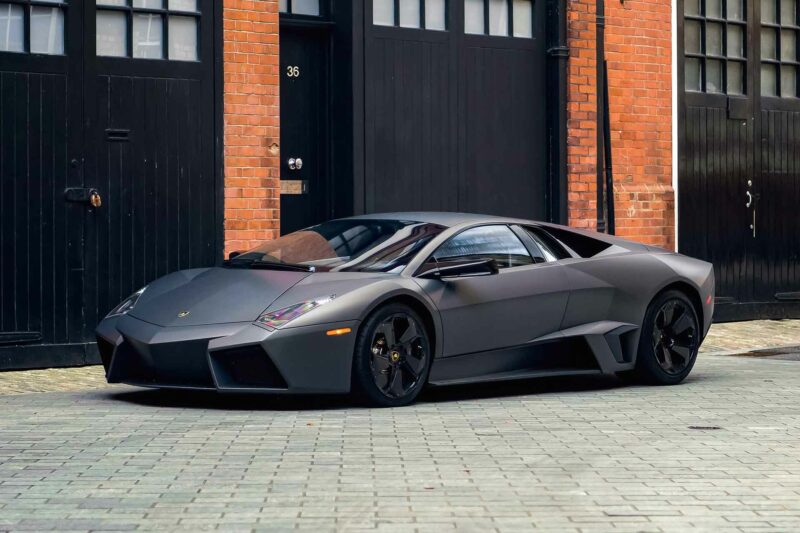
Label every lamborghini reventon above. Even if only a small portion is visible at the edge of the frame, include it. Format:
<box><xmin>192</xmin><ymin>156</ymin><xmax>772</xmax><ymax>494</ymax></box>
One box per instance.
<box><xmin>96</xmin><ymin>213</ymin><xmax>714</xmax><ymax>406</ymax></box>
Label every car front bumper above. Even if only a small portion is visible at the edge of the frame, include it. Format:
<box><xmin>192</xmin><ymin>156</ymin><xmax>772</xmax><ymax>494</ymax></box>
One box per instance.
<box><xmin>96</xmin><ymin>315</ymin><xmax>360</xmax><ymax>394</ymax></box>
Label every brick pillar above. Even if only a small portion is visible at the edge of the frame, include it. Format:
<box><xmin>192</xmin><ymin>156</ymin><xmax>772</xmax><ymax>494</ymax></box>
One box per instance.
<box><xmin>222</xmin><ymin>0</ymin><xmax>281</xmax><ymax>256</ymax></box>
<box><xmin>567</xmin><ymin>0</ymin><xmax>675</xmax><ymax>249</ymax></box>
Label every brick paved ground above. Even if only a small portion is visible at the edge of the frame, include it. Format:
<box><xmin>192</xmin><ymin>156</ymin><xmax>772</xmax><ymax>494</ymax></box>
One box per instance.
<box><xmin>0</xmin><ymin>366</ymin><xmax>108</xmax><ymax>396</ymax></box>
<box><xmin>701</xmin><ymin>319</ymin><xmax>800</xmax><ymax>354</ymax></box>
<box><xmin>1</xmin><ymin>349</ymin><xmax>800</xmax><ymax>531</ymax></box>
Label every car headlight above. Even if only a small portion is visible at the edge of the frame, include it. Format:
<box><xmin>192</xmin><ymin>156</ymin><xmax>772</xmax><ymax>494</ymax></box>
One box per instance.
<box><xmin>106</xmin><ymin>287</ymin><xmax>147</xmax><ymax>318</ymax></box>
<box><xmin>256</xmin><ymin>296</ymin><xmax>334</xmax><ymax>329</ymax></box>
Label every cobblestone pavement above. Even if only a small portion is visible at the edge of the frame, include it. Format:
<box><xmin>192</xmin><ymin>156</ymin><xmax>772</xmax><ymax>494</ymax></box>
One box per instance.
<box><xmin>701</xmin><ymin>319</ymin><xmax>800</xmax><ymax>354</ymax></box>
<box><xmin>0</xmin><ymin>366</ymin><xmax>108</xmax><ymax>396</ymax></box>
<box><xmin>1</xmin><ymin>354</ymin><xmax>799</xmax><ymax>532</ymax></box>
<box><xmin>0</xmin><ymin>320</ymin><xmax>798</xmax><ymax>397</ymax></box>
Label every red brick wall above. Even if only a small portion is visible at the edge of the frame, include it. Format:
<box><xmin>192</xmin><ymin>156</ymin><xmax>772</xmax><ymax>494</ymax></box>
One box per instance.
<box><xmin>222</xmin><ymin>0</ymin><xmax>281</xmax><ymax>256</ymax></box>
<box><xmin>567</xmin><ymin>0</ymin><xmax>674</xmax><ymax>249</ymax></box>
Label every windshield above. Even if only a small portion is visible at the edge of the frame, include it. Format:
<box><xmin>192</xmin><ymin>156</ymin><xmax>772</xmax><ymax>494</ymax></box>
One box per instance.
<box><xmin>227</xmin><ymin>219</ymin><xmax>446</xmax><ymax>273</ymax></box>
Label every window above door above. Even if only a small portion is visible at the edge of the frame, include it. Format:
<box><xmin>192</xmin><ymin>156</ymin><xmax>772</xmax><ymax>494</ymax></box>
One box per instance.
<box><xmin>279</xmin><ymin>0</ymin><xmax>323</xmax><ymax>17</ymax></box>
<box><xmin>684</xmin><ymin>0</ymin><xmax>747</xmax><ymax>95</ymax></box>
<box><xmin>0</xmin><ymin>0</ymin><xmax>65</xmax><ymax>55</ymax></box>
<box><xmin>465</xmin><ymin>0</ymin><xmax>533</xmax><ymax>38</ymax></box>
<box><xmin>760</xmin><ymin>0</ymin><xmax>799</xmax><ymax>97</ymax></box>
<box><xmin>372</xmin><ymin>0</ymin><xmax>447</xmax><ymax>31</ymax></box>
<box><xmin>95</xmin><ymin>0</ymin><xmax>199</xmax><ymax>61</ymax></box>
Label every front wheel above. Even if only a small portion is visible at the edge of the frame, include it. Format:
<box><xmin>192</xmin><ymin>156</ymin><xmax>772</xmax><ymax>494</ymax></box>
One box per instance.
<box><xmin>633</xmin><ymin>290</ymin><xmax>700</xmax><ymax>385</ymax></box>
<box><xmin>352</xmin><ymin>304</ymin><xmax>431</xmax><ymax>407</ymax></box>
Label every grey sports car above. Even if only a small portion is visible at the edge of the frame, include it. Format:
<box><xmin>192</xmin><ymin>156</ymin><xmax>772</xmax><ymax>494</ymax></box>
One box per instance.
<box><xmin>96</xmin><ymin>212</ymin><xmax>714</xmax><ymax>407</ymax></box>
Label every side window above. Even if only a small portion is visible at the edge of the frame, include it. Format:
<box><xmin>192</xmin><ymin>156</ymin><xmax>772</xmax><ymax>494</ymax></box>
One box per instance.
<box><xmin>431</xmin><ymin>225</ymin><xmax>533</xmax><ymax>270</ymax></box>
<box><xmin>519</xmin><ymin>226</ymin><xmax>571</xmax><ymax>261</ymax></box>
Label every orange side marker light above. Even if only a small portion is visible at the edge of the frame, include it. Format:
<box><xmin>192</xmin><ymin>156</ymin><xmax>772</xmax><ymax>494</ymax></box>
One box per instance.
<box><xmin>326</xmin><ymin>327</ymin><xmax>352</xmax><ymax>337</ymax></box>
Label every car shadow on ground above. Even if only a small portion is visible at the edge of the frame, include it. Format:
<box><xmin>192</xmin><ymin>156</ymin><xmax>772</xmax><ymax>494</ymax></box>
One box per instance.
<box><xmin>103</xmin><ymin>372</ymin><xmax>700</xmax><ymax>412</ymax></box>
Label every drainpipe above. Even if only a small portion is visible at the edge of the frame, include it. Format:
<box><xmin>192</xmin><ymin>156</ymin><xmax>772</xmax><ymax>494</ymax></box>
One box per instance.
<box><xmin>547</xmin><ymin>0</ymin><xmax>569</xmax><ymax>224</ymax></box>
<box><xmin>596</xmin><ymin>0</ymin><xmax>607</xmax><ymax>233</ymax></box>
<box><xmin>603</xmin><ymin>59</ymin><xmax>616</xmax><ymax>234</ymax></box>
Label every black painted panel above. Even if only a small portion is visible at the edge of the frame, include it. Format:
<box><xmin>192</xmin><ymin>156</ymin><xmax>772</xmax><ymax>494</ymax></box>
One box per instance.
<box><xmin>365</xmin><ymin>37</ymin><xmax>457</xmax><ymax>213</ymax></box>
<box><xmin>0</xmin><ymin>72</ymin><xmax>80</xmax><ymax>346</ymax></box>
<box><xmin>679</xmin><ymin>106</ymin><xmax>753</xmax><ymax>304</ymax></box>
<box><xmin>459</xmin><ymin>45</ymin><xmax>546</xmax><ymax>218</ymax></box>
<box><xmin>757</xmin><ymin>109</ymin><xmax>800</xmax><ymax>303</ymax></box>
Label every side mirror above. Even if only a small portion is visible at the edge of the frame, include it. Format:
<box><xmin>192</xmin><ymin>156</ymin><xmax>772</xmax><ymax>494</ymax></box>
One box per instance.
<box><xmin>419</xmin><ymin>259</ymin><xmax>499</xmax><ymax>280</ymax></box>
<box><xmin>228</xmin><ymin>250</ymin><xmax>245</xmax><ymax>260</ymax></box>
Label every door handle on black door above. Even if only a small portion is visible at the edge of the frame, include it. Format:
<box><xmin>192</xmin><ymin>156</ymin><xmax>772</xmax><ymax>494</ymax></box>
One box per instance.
<box><xmin>64</xmin><ymin>187</ymin><xmax>102</xmax><ymax>208</ymax></box>
<box><xmin>746</xmin><ymin>190</ymin><xmax>753</xmax><ymax>208</ymax></box>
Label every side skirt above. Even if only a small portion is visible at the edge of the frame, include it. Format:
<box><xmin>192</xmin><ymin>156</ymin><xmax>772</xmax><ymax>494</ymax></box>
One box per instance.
<box><xmin>428</xmin><ymin>321</ymin><xmax>639</xmax><ymax>386</ymax></box>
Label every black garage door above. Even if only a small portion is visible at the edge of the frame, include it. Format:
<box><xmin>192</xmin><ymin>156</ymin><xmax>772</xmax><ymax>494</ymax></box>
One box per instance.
<box><xmin>0</xmin><ymin>0</ymin><xmax>218</xmax><ymax>368</ymax></box>
<box><xmin>363</xmin><ymin>0</ymin><xmax>548</xmax><ymax>218</ymax></box>
<box><xmin>679</xmin><ymin>0</ymin><xmax>800</xmax><ymax>320</ymax></box>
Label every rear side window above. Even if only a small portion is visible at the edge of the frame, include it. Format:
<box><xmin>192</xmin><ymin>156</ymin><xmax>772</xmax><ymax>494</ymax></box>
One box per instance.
<box><xmin>540</xmin><ymin>226</ymin><xmax>612</xmax><ymax>258</ymax></box>
<box><xmin>517</xmin><ymin>226</ymin><xmax>572</xmax><ymax>261</ymax></box>
<box><xmin>431</xmin><ymin>225</ymin><xmax>533</xmax><ymax>270</ymax></box>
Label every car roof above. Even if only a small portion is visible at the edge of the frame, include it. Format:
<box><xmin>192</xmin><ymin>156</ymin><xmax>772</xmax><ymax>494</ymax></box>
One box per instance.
<box><xmin>343</xmin><ymin>211</ymin><xmax>654</xmax><ymax>253</ymax></box>
<box><xmin>345</xmin><ymin>211</ymin><xmax>515</xmax><ymax>228</ymax></box>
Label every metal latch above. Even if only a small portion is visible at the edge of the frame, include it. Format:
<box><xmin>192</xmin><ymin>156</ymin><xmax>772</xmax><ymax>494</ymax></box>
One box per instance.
<box><xmin>64</xmin><ymin>187</ymin><xmax>102</xmax><ymax>207</ymax></box>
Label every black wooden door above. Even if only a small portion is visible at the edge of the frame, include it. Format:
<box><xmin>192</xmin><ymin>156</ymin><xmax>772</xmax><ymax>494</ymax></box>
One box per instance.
<box><xmin>679</xmin><ymin>0</ymin><xmax>800</xmax><ymax>320</ymax></box>
<box><xmin>82</xmin><ymin>0</ymin><xmax>218</xmax><ymax>337</ymax></box>
<box><xmin>0</xmin><ymin>0</ymin><xmax>219</xmax><ymax>368</ymax></box>
<box><xmin>0</xmin><ymin>0</ymin><xmax>85</xmax><ymax>366</ymax></box>
<box><xmin>363</xmin><ymin>0</ymin><xmax>547</xmax><ymax>218</ymax></box>
<box><xmin>279</xmin><ymin>24</ymin><xmax>330</xmax><ymax>234</ymax></box>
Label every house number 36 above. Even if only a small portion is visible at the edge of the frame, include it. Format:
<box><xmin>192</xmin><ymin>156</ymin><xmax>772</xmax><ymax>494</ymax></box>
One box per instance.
<box><xmin>286</xmin><ymin>66</ymin><xmax>301</xmax><ymax>78</ymax></box>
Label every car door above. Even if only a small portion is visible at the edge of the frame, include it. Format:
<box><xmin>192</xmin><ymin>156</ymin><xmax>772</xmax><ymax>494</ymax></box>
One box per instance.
<box><xmin>415</xmin><ymin>224</ymin><xmax>571</xmax><ymax>357</ymax></box>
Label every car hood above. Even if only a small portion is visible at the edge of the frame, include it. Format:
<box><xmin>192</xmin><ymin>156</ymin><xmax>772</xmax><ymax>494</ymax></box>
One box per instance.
<box><xmin>128</xmin><ymin>267</ymin><xmax>311</xmax><ymax>327</ymax></box>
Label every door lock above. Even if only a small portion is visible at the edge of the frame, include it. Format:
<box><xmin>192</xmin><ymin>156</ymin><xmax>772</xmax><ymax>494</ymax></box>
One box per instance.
<box><xmin>64</xmin><ymin>187</ymin><xmax>102</xmax><ymax>208</ymax></box>
<box><xmin>287</xmin><ymin>157</ymin><xmax>303</xmax><ymax>170</ymax></box>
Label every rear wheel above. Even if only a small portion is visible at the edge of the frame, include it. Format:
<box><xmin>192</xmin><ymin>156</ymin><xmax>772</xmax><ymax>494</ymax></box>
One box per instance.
<box><xmin>634</xmin><ymin>290</ymin><xmax>700</xmax><ymax>385</ymax></box>
<box><xmin>352</xmin><ymin>303</ymin><xmax>431</xmax><ymax>407</ymax></box>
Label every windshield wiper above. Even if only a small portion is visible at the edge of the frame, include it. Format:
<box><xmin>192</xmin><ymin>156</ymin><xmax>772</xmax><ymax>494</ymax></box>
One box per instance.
<box><xmin>224</xmin><ymin>259</ymin><xmax>314</xmax><ymax>272</ymax></box>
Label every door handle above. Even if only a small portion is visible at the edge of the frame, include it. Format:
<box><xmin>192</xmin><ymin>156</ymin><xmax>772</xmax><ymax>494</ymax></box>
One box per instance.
<box><xmin>64</xmin><ymin>187</ymin><xmax>102</xmax><ymax>208</ymax></box>
<box><xmin>287</xmin><ymin>157</ymin><xmax>303</xmax><ymax>170</ymax></box>
<box><xmin>745</xmin><ymin>190</ymin><xmax>753</xmax><ymax>208</ymax></box>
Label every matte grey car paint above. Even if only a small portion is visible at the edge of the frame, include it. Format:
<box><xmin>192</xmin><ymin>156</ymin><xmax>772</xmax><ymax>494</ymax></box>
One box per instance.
<box><xmin>95</xmin><ymin>212</ymin><xmax>715</xmax><ymax>394</ymax></box>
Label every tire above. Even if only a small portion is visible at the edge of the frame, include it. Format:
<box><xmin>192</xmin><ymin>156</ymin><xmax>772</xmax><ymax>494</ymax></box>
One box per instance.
<box><xmin>352</xmin><ymin>303</ymin><xmax>432</xmax><ymax>407</ymax></box>
<box><xmin>633</xmin><ymin>290</ymin><xmax>700</xmax><ymax>385</ymax></box>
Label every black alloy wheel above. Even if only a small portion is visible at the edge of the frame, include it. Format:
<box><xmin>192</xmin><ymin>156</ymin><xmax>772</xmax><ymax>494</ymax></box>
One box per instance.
<box><xmin>352</xmin><ymin>304</ymin><xmax>431</xmax><ymax>407</ymax></box>
<box><xmin>634</xmin><ymin>290</ymin><xmax>700</xmax><ymax>385</ymax></box>
<box><xmin>651</xmin><ymin>299</ymin><xmax>698</xmax><ymax>375</ymax></box>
